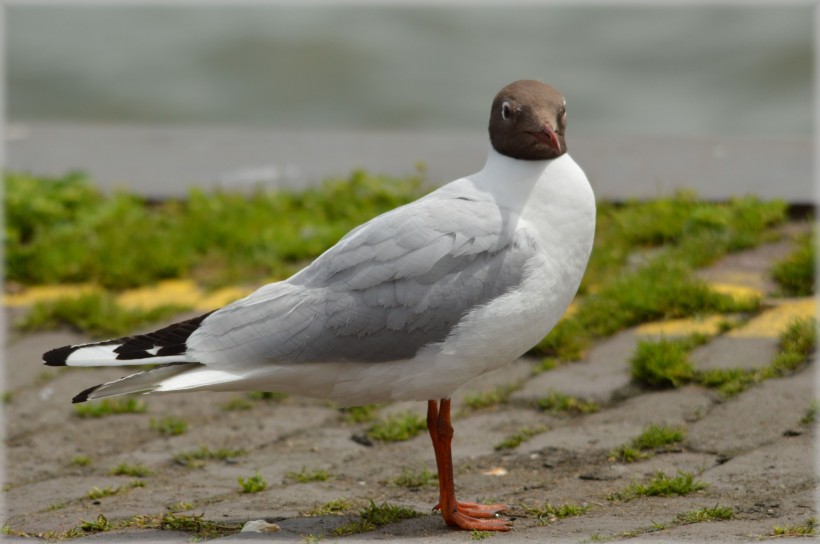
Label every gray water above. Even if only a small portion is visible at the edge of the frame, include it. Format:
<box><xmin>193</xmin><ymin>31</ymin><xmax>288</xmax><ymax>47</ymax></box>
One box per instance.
<box><xmin>7</xmin><ymin>4</ymin><xmax>813</xmax><ymax>138</ymax></box>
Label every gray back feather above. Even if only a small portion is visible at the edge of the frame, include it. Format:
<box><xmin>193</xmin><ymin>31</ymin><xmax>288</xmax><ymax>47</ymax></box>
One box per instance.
<box><xmin>189</xmin><ymin>190</ymin><xmax>538</xmax><ymax>365</ymax></box>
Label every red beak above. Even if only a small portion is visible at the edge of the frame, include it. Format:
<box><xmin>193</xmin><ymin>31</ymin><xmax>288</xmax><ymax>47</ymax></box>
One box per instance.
<box><xmin>531</xmin><ymin>125</ymin><xmax>561</xmax><ymax>152</ymax></box>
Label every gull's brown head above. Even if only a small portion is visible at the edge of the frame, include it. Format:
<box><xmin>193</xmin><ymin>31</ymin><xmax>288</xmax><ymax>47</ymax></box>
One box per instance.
<box><xmin>488</xmin><ymin>80</ymin><xmax>568</xmax><ymax>161</ymax></box>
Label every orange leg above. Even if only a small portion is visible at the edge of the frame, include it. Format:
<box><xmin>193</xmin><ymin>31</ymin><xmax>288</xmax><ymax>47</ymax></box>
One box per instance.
<box><xmin>427</xmin><ymin>399</ymin><xmax>512</xmax><ymax>531</ymax></box>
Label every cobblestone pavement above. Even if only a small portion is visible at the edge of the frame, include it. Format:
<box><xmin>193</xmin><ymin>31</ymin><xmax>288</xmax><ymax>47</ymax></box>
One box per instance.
<box><xmin>2</xmin><ymin>223</ymin><xmax>816</xmax><ymax>543</ymax></box>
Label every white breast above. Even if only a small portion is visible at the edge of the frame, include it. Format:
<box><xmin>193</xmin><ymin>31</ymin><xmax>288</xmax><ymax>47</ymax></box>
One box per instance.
<box><xmin>174</xmin><ymin>151</ymin><xmax>596</xmax><ymax>407</ymax></box>
<box><xmin>371</xmin><ymin>151</ymin><xmax>596</xmax><ymax>402</ymax></box>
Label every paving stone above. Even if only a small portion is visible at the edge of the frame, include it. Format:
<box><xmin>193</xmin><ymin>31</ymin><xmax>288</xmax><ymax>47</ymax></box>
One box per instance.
<box><xmin>690</xmin><ymin>335</ymin><xmax>779</xmax><ymax>371</ymax></box>
<box><xmin>586</xmin><ymin>386</ymin><xmax>715</xmax><ymax>427</ymax></box>
<box><xmin>521</xmin><ymin>420</ymin><xmax>642</xmax><ymax>455</ymax></box>
<box><xmin>512</xmin><ymin>330</ymin><xmax>636</xmax><ymax>405</ymax></box>
<box><xmin>702</xmin><ymin>433</ymin><xmax>815</xmax><ymax>497</ymax></box>
<box><xmin>622</xmin><ymin>451</ymin><xmax>718</xmax><ymax>479</ymax></box>
<box><xmin>537</xmin><ymin>496</ymin><xmax>713</xmax><ymax>542</ymax></box>
<box><xmin>696</xmin><ymin>234</ymin><xmax>804</xmax><ymax>295</ymax></box>
<box><xmin>450</xmin><ymin>409</ymin><xmax>553</xmax><ymax>459</ymax></box>
<box><xmin>686</xmin><ymin>368</ymin><xmax>816</xmax><ymax>456</ymax></box>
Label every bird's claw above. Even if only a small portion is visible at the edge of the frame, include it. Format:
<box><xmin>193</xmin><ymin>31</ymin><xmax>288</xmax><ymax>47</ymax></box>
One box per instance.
<box><xmin>432</xmin><ymin>501</ymin><xmax>511</xmax><ymax>530</ymax></box>
<box><xmin>433</xmin><ymin>501</ymin><xmax>507</xmax><ymax>518</ymax></box>
<box><xmin>443</xmin><ymin>510</ymin><xmax>512</xmax><ymax>531</ymax></box>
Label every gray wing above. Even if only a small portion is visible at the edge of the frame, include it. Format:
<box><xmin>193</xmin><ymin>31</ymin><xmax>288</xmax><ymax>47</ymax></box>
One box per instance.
<box><xmin>188</xmin><ymin>192</ymin><xmax>538</xmax><ymax>366</ymax></box>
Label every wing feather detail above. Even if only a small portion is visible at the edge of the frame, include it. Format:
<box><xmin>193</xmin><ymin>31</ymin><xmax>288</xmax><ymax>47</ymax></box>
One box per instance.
<box><xmin>188</xmin><ymin>191</ymin><xmax>539</xmax><ymax>366</ymax></box>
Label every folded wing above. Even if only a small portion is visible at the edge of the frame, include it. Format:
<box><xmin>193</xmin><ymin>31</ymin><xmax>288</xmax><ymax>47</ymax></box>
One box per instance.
<box><xmin>188</xmin><ymin>191</ymin><xmax>539</xmax><ymax>366</ymax></box>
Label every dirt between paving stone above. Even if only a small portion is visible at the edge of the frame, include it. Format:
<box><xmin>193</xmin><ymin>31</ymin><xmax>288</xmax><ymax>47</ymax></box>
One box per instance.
<box><xmin>2</xmin><ymin>313</ymin><xmax>817</xmax><ymax>543</ymax></box>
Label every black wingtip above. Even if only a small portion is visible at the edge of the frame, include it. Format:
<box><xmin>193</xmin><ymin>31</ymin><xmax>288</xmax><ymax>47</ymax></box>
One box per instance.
<box><xmin>43</xmin><ymin>345</ymin><xmax>78</xmax><ymax>367</ymax></box>
<box><xmin>72</xmin><ymin>384</ymin><xmax>101</xmax><ymax>404</ymax></box>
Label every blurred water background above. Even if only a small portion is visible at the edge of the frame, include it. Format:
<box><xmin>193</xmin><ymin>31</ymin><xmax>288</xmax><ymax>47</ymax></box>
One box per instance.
<box><xmin>8</xmin><ymin>4</ymin><xmax>812</xmax><ymax>136</ymax></box>
<box><xmin>5</xmin><ymin>4</ymin><xmax>814</xmax><ymax>200</ymax></box>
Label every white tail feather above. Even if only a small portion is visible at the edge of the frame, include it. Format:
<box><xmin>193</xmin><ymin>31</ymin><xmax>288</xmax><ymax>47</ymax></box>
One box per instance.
<box><xmin>77</xmin><ymin>363</ymin><xmax>203</xmax><ymax>402</ymax></box>
<box><xmin>67</xmin><ymin>344</ymin><xmax>194</xmax><ymax>366</ymax></box>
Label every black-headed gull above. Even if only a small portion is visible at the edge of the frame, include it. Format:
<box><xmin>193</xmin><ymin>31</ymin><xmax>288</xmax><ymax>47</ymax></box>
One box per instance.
<box><xmin>44</xmin><ymin>80</ymin><xmax>596</xmax><ymax>531</ymax></box>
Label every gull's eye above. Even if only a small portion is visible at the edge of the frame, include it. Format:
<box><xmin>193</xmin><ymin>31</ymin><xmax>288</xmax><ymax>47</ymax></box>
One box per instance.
<box><xmin>501</xmin><ymin>101</ymin><xmax>512</xmax><ymax>120</ymax></box>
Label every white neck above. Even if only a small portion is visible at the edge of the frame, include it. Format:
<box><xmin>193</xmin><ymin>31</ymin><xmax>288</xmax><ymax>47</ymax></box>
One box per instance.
<box><xmin>479</xmin><ymin>145</ymin><xmax>553</xmax><ymax>182</ymax></box>
<box><xmin>472</xmin><ymin>146</ymin><xmax>547</xmax><ymax>206</ymax></box>
<box><xmin>467</xmin><ymin>144</ymin><xmax>596</xmax><ymax>262</ymax></box>
<box><xmin>471</xmin><ymin>145</ymin><xmax>582</xmax><ymax>213</ymax></box>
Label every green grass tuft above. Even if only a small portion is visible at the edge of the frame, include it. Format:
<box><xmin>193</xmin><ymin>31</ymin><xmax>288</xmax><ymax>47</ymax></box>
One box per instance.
<box><xmin>469</xmin><ymin>529</ymin><xmax>495</xmax><ymax>539</ymax></box>
<box><xmin>331</xmin><ymin>519</ymin><xmax>374</xmax><ymax>536</ymax></box>
<box><xmin>173</xmin><ymin>446</ymin><xmax>246</xmax><ymax>468</ymax></box>
<box><xmin>110</xmin><ymin>463</ymin><xmax>152</xmax><ymax>477</ymax></box>
<box><xmin>78</xmin><ymin>514</ymin><xmax>111</xmax><ymax>533</ymax></box>
<box><xmin>771</xmin><ymin>231</ymin><xmax>815</xmax><ymax>296</ymax></box>
<box><xmin>238</xmin><ymin>471</ymin><xmax>267</xmax><ymax>493</ymax></box>
<box><xmin>331</xmin><ymin>500</ymin><xmax>421</xmax><ymax>536</ymax></box>
<box><xmin>695</xmin><ymin>367</ymin><xmax>757</xmax><ymax>397</ymax></box>
<box><xmin>582</xmin><ymin>261</ymin><xmax>757</xmax><ymax>339</ymax></box>
<box><xmin>220</xmin><ymin>397</ymin><xmax>253</xmax><ymax>411</ymax></box>
<box><xmin>367</xmin><ymin>411</ymin><xmax>426</xmax><ymax>442</ymax></box>
<box><xmin>86</xmin><ymin>485</ymin><xmax>123</xmax><ymax>500</ymax></box>
<box><xmin>463</xmin><ymin>383</ymin><xmax>520</xmax><ymax>411</ymax></box>
<box><xmin>677</xmin><ymin>505</ymin><xmax>734</xmax><ymax>523</ymax></box>
<box><xmin>5</xmin><ymin>169</ymin><xmax>427</xmax><ymax>289</ymax></box>
<box><xmin>74</xmin><ymin>398</ymin><xmax>147</xmax><ymax>418</ymax></box>
<box><xmin>802</xmin><ymin>399</ymin><xmax>819</xmax><ymax>425</ymax></box>
<box><xmin>394</xmin><ymin>467</ymin><xmax>437</xmax><ymax>488</ymax></box>
<box><xmin>16</xmin><ymin>292</ymin><xmax>189</xmax><ymax>338</ymax></box>
<box><xmin>609</xmin><ymin>471</ymin><xmax>707</xmax><ymax>501</ymax></box>
<box><xmin>70</xmin><ymin>454</ymin><xmax>92</xmax><ymax>467</ymax></box>
<box><xmin>6</xmin><ymin>510</ymin><xmax>242</xmax><ymax>540</ymax></box>
<box><xmin>166</xmin><ymin>500</ymin><xmax>194</xmax><ymax>512</ymax></box>
<box><xmin>772</xmin><ymin>517</ymin><xmax>816</xmax><ymax>536</ymax></box>
<box><xmin>522</xmin><ymin>502</ymin><xmax>590</xmax><ymax>524</ymax></box>
<box><xmin>247</xmin><ymin>391</ymin><xmax>287</xmax><ymax>402</ymax></box>
<box><xmin>305</xmin><ymin>497</ymin><xmax>354</xmax><ymax>516</ymax></box>
<box><xmin>578</xmin><ymin>194</ymin><xmax>785</xmax><ymax>296</ymax></box>
<box><xmin>126</xmin><ymin>512</ymin><xmax>241</xmax><ymax>538</ymax></box>
<box><xmin>630</xmin><ymin>423</ymin><xmax>686</xmax><ymax>450</ymax></box>
<box><xmin>341</xmin><ymin>404</ymin><xmax>381</xmax><ymax>424</ymax></box>
<box><xmin>537</xmin><ymin>391</ymin><xmax>599</xmax><ymax>414</ymax></box>
<box><xmin>150</xmin><ymin>416</ymin><xmax>188</xmax><ymax>436</ymax></box>
<box><xmin>608</xmin><ymin>445</ymin><xmax>649</xmax><ymax>463</ymax></box>
<box><xmin>532</xmin><ymin>357</ymin><xmax>560</xmax><ymax>375</ymax></box>
<box><xmin>606</xmin><ymin>193</ymin><xmax>784</xmax><ymax>255</ymax></box>
<box><xmin>693</xmin><ymin>317</ymin><xmax>816</xmax><ymax>398</ymax></box>
<box><xmin>610</xmin><ymin>423</ymin><xmax>685</xmax><ymax>462</ymax></box>
<box><xmin>532</xmin><ymin>261</ymin><xmax>756</xmax><ymax>362</ymax></box>
<box><xmin>494</xmin><ymin>425</ymin><xmax>548</xmax><ymax>450</ymax></box>
<box><xmin>630</xmin><ymin>337</ymin><xmax>698</xmax><ymax>388</ymax></box>
<box><xmin>765</xmin><ymin>317</ymin><xmax>817</xmax><ymax>378</ymax></box>
<box><xmin>287</xmin><ymin>467</ymin><xmax>331</xmax><ymax>483</ymax></box>
<box><xmin>534</xmin><ymin>318</ymin><xmax>591</xmax><ymax>361</ymax></box>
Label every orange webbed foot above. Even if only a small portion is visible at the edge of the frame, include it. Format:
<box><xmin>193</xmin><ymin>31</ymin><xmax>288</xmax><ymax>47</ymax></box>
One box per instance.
<box><xmin>440</xmin><ymin>508</ymin><xmax>512</xmax><ymax>531</ymax></box>
<box><xmin>433</xmin><ymin>501</ymin><xmax>508</xmax><ymax>519</ymax></box>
